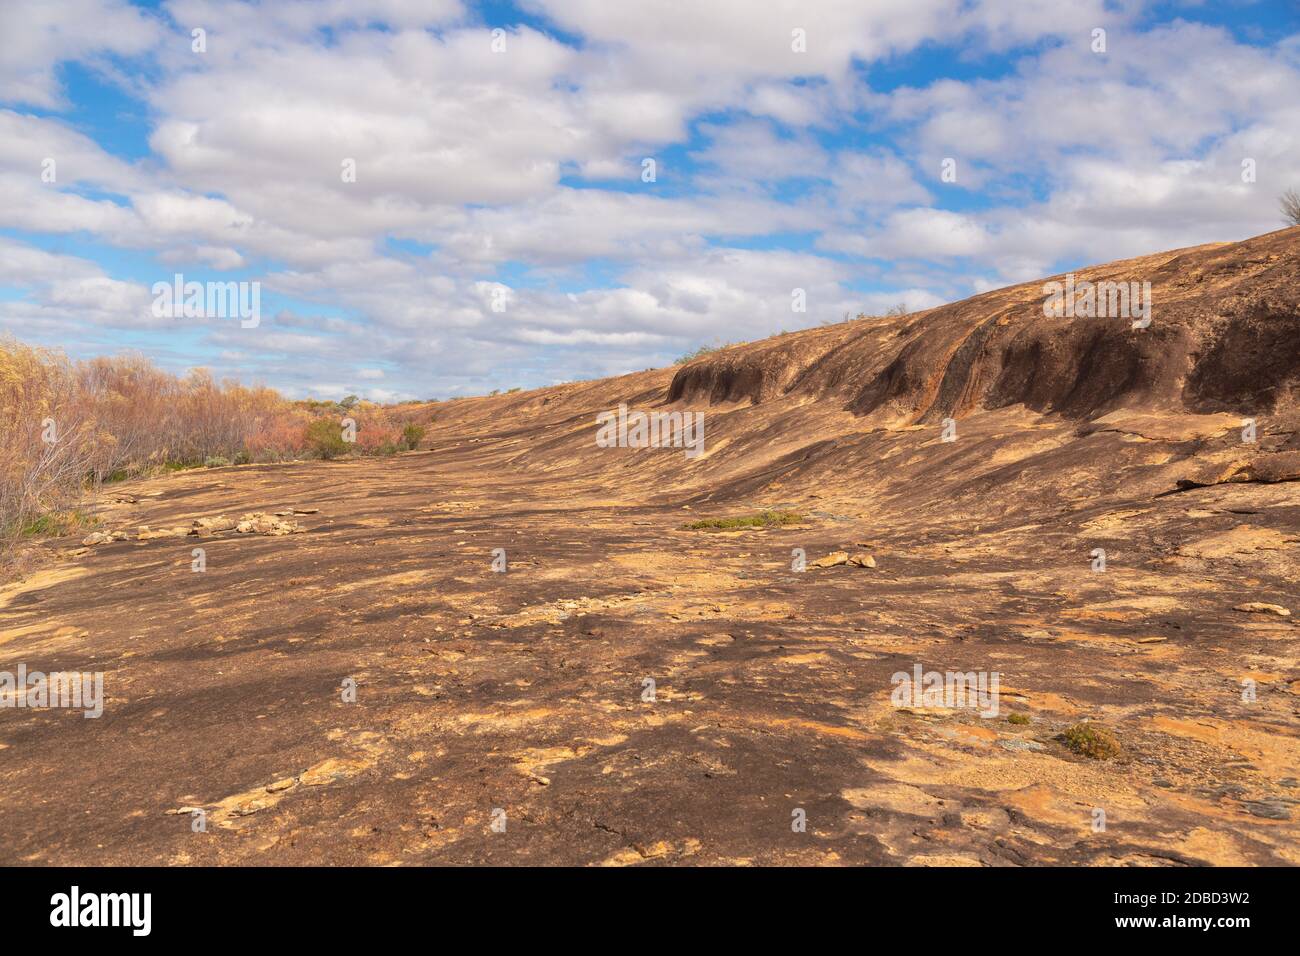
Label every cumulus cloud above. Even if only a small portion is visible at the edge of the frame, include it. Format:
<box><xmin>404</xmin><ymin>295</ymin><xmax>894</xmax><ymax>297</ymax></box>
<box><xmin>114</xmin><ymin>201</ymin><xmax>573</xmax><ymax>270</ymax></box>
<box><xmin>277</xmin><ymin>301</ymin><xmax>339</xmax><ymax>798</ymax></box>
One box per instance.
<box><xmin>0</xmin><ymin>237</ymin><xmax>161</xmax><ymax>337</ymax></box>
<box><xmin>0</xmin><ymin>0</ymin><xmax>159</xmax><ymax>108</ymax></box>
<box><xmin>0</xmin><ymin>1</ymin><xmax>1296</xmax><ymax>398</ymax></box>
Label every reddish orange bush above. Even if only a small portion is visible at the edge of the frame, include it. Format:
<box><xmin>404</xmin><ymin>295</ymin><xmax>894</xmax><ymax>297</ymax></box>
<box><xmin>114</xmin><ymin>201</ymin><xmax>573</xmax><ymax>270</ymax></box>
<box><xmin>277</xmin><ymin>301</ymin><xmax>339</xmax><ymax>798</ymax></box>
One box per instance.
<box><xmin>1</xmin><ymin>336</ymin><xmax>428</xmax><ymax>554</ymax></box>
<box><xmin>349</xmin><ymin>403</ymin><xmax>401</xmax><ymax>454</ymax></box>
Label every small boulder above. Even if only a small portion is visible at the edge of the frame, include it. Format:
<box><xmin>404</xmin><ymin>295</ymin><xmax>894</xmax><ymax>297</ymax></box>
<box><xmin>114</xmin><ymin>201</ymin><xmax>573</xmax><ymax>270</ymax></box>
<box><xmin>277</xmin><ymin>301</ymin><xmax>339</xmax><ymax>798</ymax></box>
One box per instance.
<box><xmin>189</xmin><ymin>516</ymin><xmax>238</xmax><ymax>537</ymax></box>
<box><xmin>138</xmin><ymin>525</ymin><xmax>189</xmax><ymax>540</ymax></box>
<box><xmin>1241</xmin><ymin>800</ymin><xmax>1291</xmax><ymax>821</ymax></box>
<box><xmin>1237</xmin><ymin>451</ymin><xmax>1300</xmax><ymax>484</ymax></box>
<box><xmin>81</xmin><ymin>531</ymin><xmax>124</xmax><ymax>546</ymax></box>
<box><xmin>1234</xmin><ymin>602</ymin><xmax>1291</xmax><ymax>617</ymax></box>
<box><xmin>235</xmin><ymin>512</ymin><xmax>304</xmax><ymax>535</ymax></box>
<box><xmin>847</xmin><ymin>553</ymin><xmax>876</xmax><ymax>568</ymax></box>
<box><xmin>810</xmin><ymin>550</ymin><xmax>849</xmax><ymax>568</ymax></box>
<box><xmin>998</xmin><ymin>739</ymin><xmax>1044</xmax><ymax>752</ymax></box>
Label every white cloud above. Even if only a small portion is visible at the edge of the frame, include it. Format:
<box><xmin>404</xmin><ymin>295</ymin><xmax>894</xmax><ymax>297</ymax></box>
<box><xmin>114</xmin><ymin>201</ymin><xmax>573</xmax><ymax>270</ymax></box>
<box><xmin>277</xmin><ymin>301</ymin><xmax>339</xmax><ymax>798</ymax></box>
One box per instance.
<box><xmin>0</xmin><ymin>0</ymin><xmax>159</xmax><ymax>108</ymax></box>
<box><xmin>0</xmin><ymin>237</ymin><xmax>161</xmax><ymax>332</ymax></box>
<box><xmin>1</xmin><ymin>1</ymin><xmax>1297</xmax><ymax>398</ymax></box>
<box><xmin>825</xmin><ymin>208</ymin><xmax>993</xmax><ymax>259</ymax></box>
<box><xmin>831</xmin><ymin>150</ymin><xmax>932</xmax><ymax>210</ymax></box>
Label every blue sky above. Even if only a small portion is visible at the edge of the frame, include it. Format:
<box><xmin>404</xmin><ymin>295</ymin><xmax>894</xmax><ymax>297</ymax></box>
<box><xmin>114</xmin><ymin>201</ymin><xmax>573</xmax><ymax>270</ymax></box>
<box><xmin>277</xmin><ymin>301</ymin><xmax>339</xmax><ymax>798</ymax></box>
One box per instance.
<box><xmin>1</xmin><ymin>0</ymin><xmax>1297</xmax><ymax>399</ymax></box>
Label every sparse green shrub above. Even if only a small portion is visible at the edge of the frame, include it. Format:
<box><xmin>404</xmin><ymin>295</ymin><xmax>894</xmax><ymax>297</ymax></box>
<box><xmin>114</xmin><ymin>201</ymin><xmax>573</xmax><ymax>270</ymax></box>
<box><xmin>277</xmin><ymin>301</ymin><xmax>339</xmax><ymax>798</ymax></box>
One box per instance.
<box><xmin>304</xmin><ymin>418</ymin><xmax>349</xmax><ymax>460</ymax></box>
<box><xmin>18</xmin><ymin>510</ymin><xmax>98</xmax><ymax>538</ymax></box>
<box><xmin>848</xmin><ymin>303</ymin><xmax>911</xmax><ymax>324</ymax></box>
<box><xmin>1007</xmin><ymin>712</ymin><xmax>1031</xmax><ymax>725</ymax></box>
<box><xmin>203</xmin><ymin>456</ymin><xmax>230</xmax><ymax>468</ymax></box>
<box><xmin>674</xmin><ymin>345</ymin><xmax>720</xmax><ymax>365</ymax></box>
<box><xmin>401</xmin><ymin>423</ymin><xmax>426</xmax><ymax>451</ymax></box>
<box><xmin>682</xmin><ymin>510</ymin><xmax>804</xmax><ymax>531</ymax></box>
<box><xmin>1059</xmin><ymin>722</ymin><xmax>1121</xmax><ymax>760</ymax></box>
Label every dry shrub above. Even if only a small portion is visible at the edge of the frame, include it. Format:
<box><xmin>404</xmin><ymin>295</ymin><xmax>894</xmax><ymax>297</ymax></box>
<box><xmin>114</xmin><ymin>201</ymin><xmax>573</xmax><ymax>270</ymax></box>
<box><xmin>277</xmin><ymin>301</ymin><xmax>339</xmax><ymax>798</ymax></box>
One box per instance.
<box><xmin>246</xmin><ymin>407</ymin><xmax>311</xmax><ymax>462</ymax></box>
<box><xmin>1</xmin><ymin>336</ymin><xmax>432</xmax><ymax>558</ymax></box>
<box><xmin>1282</xmin><ymin>188</ymin><xmax>1300</xmax><ymax>227</ymax></box>
<box><xmin>349</xmin><ymin>403</ymin><xmax>401</xmax><ymax>454</ymax></box>
<box><xmin>1</xmin><ymin>338</ymin><xmax>100</xmax><ymax>540</ymax></box>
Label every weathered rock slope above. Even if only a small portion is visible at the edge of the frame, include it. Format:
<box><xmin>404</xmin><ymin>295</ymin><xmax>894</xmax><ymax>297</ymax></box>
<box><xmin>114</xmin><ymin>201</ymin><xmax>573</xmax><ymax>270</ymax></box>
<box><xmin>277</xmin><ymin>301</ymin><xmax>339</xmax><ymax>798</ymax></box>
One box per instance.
<box><xmin>1</xmin><ymin>228</ymin><xmax>1297</xmax><ymax>866</ymax></box>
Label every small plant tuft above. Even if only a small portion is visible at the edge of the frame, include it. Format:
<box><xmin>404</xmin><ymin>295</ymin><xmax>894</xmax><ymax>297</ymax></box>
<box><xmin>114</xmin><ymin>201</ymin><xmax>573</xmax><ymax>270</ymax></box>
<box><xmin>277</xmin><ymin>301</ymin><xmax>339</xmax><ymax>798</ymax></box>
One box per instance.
<box><xmin>1059</xmin><ymin>722</ymin><xmax>1121</xmax><ymax>760</ymax></box>
<box><xmin>673</xmin><ymin>342</ymin><xmax>740</xmax><ymax>365</ymax></box>
<box><xmin>682</xmin><ymin>510</ymin><xmax>804</xmax><ymax>531</ymax></box>
<box><xmin>18</xmin><ymin>510</ymin><xmax>98</xmax><ymax>538</ymax></box>
<box><xmin>400</xmin><ymin>423</ymin><xmax>426</xmax><ymax>451</ymax></box>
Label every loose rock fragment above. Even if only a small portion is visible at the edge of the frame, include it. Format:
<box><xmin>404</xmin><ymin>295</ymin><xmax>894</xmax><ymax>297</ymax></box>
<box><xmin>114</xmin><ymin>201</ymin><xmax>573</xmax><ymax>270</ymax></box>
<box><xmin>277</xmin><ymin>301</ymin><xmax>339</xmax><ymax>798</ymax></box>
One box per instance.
<box><xmin>81</xmin><ymin>531</ymin><xmax>127</xmax><ymax>545</ymax></box>
<box><xmin>810</xmin><ymin>550</ymin><xmax>849</xmax><ymax>568</ymax></box>
<box><xmin>1236</xmin><ymin>451</ymin><xmax>1300</xmax><ymax>484</ymax></box>
<box><xmin>235</xmin><ymin>512</ymin><xmax>304</xmax><ymax>535</ymax></box>
<box><xmin>298</xmin><ymin>758</ymin><xmax>363</xmax><ymax>786</ymax></box>
<box><xmin>138</xmin><ymin>525</ymin><xmax>189</xmax><ymax>540</ymax></box>
<box><xmin>1176</xmin><ymin>451</ymin><xmax>1300</xmax><ymax>490</ymax></box>
<box><xmin>228</xmin><ymin>798</ymin><xmax>271</xmax><ymax>817</ymax></box>
<box><xmin>1234</xmin><ymin>602</ymin><xmax>1291</xmax><ymax>617</ymax></box>
<box><xmin>190</xmin><ymin>516</ymin><xmax>238</xmax><ymax>536</ymax></box>
<box><xmin>1241</xmin><ymin>800</ymin><xmax>1291</xmax><ymax>820</ymax></box>
<box><xmin>998</xmin><ymin>739</ymin><xmax>1044</xmax><ymax>752</ymax></box>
